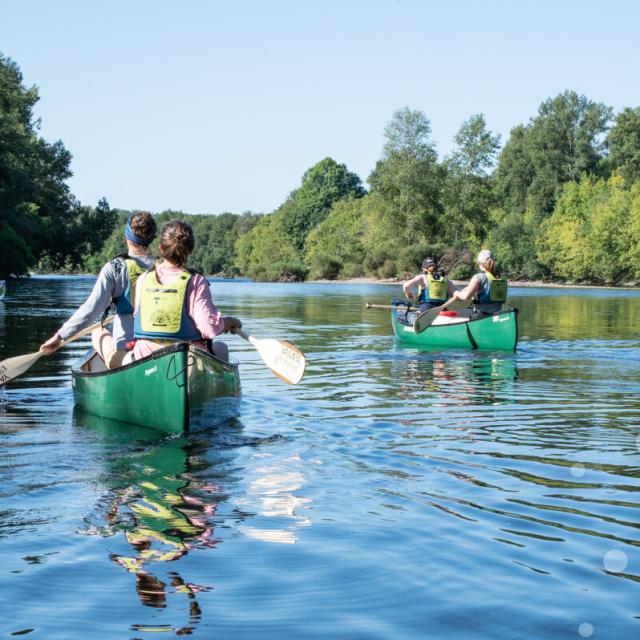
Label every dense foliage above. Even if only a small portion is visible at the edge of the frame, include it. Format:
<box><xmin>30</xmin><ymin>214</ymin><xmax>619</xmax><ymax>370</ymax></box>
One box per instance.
<box><xmin>4</xmin><ymin>52</ymin><xmax>640</xmax><ymax>285</ymax></box>
<box><xmin>86</xmin><ymin>209</ymin><xmax>262</xmax><ymax>276</ymax></box>
<box><xmin>0</xmin><ymin>54</ymin><xmax>116</xmax><ymax>277</ymax></box>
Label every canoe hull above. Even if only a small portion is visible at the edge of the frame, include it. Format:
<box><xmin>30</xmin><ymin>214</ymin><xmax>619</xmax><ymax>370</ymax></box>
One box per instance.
<box><xmin>72</xmin><ymin>343</ymin><xmax>240</xmax><ymax>434</ymax></box>
<box><xmin>392</xmin><ymin>308</ymin><xmax>518</xmax><ymax>351</ymax></box>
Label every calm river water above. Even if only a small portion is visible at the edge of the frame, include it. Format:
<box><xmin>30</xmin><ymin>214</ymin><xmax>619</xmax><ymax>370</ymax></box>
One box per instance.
<box><xmin>1</xmin><ymin>277</ymin><xmax>639</xmax><ymax>639</ymax></box>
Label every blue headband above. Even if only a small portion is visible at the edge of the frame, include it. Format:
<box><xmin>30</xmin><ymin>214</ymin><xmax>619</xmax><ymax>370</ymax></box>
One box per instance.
<box><xmin>125</xmin><ymin>215</ymin><xmax>154</xmax><ymax>246</ymax></box>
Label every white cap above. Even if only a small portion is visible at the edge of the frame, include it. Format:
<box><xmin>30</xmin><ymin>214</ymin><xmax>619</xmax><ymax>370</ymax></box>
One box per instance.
<box><xmin>477</xmin><ymin>249</ymin><xmax>493</xmax><ymax>264</ymax></box>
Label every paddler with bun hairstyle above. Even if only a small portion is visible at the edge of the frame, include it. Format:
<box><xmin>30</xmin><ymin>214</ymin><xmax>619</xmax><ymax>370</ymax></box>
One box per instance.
<box><xmin>122</xmin><ymin>220</ymin><xmax>242</xmax><ymax>365</ymax></box>
<box><xmin>451</xmin><ymin>249</ymin><xmax>508</xmax><ymax>317</ymax></box>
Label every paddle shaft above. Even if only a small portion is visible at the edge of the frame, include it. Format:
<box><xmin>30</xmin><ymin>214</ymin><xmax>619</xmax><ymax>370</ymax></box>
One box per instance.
<box><xmin>58</xmin><ymin>315</ymin><xmax>116</xmax><ymax>347</ymax></box>
<box><xmin>0</xmin><ymin>315</ymin><xmax>115</xmax><ymax>386</ymax></box>
<box><xmin>233</xmin><ymin>328</ymin><xmax>252</xmax><ymax>342</ymax></box>
<box><xmin>366</xmin><ymin>303</ymin><xmax>420</xmax><ymax>310</ymax></box>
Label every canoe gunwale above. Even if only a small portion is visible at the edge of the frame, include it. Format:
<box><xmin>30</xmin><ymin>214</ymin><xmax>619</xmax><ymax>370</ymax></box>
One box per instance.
<box><xmin>71</xmin><ymin>341</ymin><xmax>237</xmax><ymax>379</ymax></box>
<box><xmin>395</xmin><ymin>306</ymin><xmax>518</xmax><ymax>331</ymax></box>
<box><xmin>392</xmin><ymin>307</ymin><xmax>519</xmax><ymax>351</ymax></box>
<box><xmin>71</xmin><ymin>342</ymin><xmax>240</xmax><ymax>434</ymax></box>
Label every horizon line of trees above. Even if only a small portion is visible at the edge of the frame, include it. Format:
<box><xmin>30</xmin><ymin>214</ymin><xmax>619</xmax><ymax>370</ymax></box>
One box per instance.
<box><xmin>3</xmin><ymin>52</ymin><xmax>640</xmax><ymax>285</ymax></box>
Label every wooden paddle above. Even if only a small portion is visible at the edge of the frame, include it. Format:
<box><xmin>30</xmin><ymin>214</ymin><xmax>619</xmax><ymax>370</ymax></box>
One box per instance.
<box><xmin>0</xmin><ymin>316</ymin><xmax>114</xmax><ymax>386</ymax></box>
<box><xmin>412</xmin><ymin>297</ymin><xmax>469</xmax><ymax>333</ymax></box>
<box><xmin>233</xmin><ymin>329</ymin><xmax>306</xmax><ymax>384</ymax></box>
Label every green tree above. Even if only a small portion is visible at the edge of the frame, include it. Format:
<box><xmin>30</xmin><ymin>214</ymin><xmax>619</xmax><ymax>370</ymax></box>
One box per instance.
<box><xmin>304</xmin><ymin>195</ymin><xmax>376</xmax><ymax>279</ymax></box>
<box><xmin>491</xmin><ymin>91</ymin><xmax>612</xmax><ymax>278</ymax></box>
<box><xmin>281</xmin><ymin>157</ymin><xmax>365</xmax><ymax>250</ymax></box>
<box><xmin>496</xmin><ymin>91</ymin><xmax>612</xmax><ymax>218</ymax></box>
<box><xmin>442</xmin><ymin>114</ymin><xmax>500</xmax><ymax>245</ymax></box>
<box><xmin>368</xmin><ymin>108</ymin><xmax>446</xmax><ymax>250</ymax></box>
<box><xmin>607</xmin><ymin>107</ymin><xmax>640</xmax><ymax>186</ymax></box>
<box><xmin>0</xmin><ymin>53</ymin><xmax>75</xmax><ymax>276</ymax></box>
<box><xmin>235</xmin><ymin>210</ymin><xmax>304</xmax><ymax>281</ymax></box>
<box><xmin>382</xmin><ymin>107</ymin><xmax>437</xmax><ymax>161</ymax></box>
<box><xmin>537</xmin><ymin>175</ymin><xmax>638</xmax><ymax>283</ymax></box>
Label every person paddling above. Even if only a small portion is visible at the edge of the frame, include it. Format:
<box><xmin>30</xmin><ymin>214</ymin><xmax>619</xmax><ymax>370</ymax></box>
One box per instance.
<box><xmin>402</xmin><ymin>256</ymin><xmax>457</xmax><ymax>311</ymax></box>
<box><xmin>40</xmin><ymin>212</ymin><xmax>157</xmax><ymax>368</ymax></box>
<box><xmin>122</xmin><ymin>220</ymin><xmax>241</xmax><ymax>365</ymax></box>
<box><xmin>451</xmin><ymin>249</ymin><xmax>507</xmax><ymax>316</ymax></box>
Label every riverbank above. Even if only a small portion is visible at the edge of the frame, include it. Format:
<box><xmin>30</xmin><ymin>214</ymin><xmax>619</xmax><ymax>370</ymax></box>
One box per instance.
<box><xmin>311</xmin><ymin>277</ymin><xmax>640</xmax><ymax>290</ymax></box>
<box><xmin>17</xmin><ymin>272</ymin><xmax>640</xmax><ymax>290</ymax></box>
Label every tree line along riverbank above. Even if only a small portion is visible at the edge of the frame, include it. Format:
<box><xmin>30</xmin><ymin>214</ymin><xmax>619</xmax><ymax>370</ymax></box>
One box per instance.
<box><xmin>3</xmin><ymin>52</ymin><xmax>640</xmax><ymax>286</ymax></box>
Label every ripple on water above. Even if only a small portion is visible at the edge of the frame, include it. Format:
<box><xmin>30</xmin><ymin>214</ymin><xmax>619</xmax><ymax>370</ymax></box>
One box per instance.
<box><xmin>1</xmin><ymin>281</ymin><xmax>640</xmax><ymax>638</ymax></box>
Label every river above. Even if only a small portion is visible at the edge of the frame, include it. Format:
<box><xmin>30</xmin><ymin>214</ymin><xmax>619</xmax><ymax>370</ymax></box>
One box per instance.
<box><xmin>0</xmin><ymin>276</ymin><xmax>639</xmax><ymax>639</ymax></box>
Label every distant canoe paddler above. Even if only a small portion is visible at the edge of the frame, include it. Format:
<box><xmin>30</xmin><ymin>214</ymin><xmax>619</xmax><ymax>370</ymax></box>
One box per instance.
<box><xmin>452</xmin><ymin>249</ymin><xmax>508</xmax><ymax>316</ymax></box>
<box><xmin>402</xmin><ymin>256</ymin><xmax>458</xmax><ymax>311</ymax></box>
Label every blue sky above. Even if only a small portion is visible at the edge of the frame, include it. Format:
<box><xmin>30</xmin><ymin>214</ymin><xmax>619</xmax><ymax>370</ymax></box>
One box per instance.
<box><xmin>1</xmin><ymin>0</ymin><xmax>638</xmax><ymax>214</ymax></box>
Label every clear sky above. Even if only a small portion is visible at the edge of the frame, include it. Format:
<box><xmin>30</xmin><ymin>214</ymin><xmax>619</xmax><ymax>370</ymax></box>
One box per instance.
<box><xmin>1</xmin><ymin>0</ymin><xmax>638</xmax><ymax>215</ymax></box>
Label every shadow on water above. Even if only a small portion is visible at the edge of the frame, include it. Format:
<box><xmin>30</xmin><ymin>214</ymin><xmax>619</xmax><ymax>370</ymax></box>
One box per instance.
<box><xmin>73</xmin><ymin>410</ymin><xmax>284</xmax><ymax>636</ymax></box>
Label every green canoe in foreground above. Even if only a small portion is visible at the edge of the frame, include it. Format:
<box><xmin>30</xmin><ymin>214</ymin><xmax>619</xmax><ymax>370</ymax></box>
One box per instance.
<box><xmin>391</xmin><ymin>307</ymin><xmax>519</xmax><ymax>351</ymax></box>
<box><xmin>72</xmin><ymin>343</ymin><xmax>240</xmax><ymax>434</ymax></box>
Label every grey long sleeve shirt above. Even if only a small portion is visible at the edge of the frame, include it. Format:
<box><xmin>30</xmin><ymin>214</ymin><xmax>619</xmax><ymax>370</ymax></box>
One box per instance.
<box><xmin>58</xmin><ymin>255</ymin><xmax>155</xmax><ymax>350</ymax></box>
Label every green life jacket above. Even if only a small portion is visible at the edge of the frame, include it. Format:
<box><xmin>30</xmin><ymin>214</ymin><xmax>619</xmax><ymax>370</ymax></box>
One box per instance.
<box><xmin>133</xmin><ymin>269</ymin><xmax>201</xmax><ymax>341</ymax></box>
<box><xmin>476</xmin><ymin>271</ymin><xmax>508</xmax><ymax>304</ymax></box>
<box><xmin>418</xmin><ymin>273</ymin><xmax>448</xmax><ymax>304</ymax></box>
<box><xmin>115</xmin><ymin>257</ymin><xmax>148</xmax><ymax>315</ymax></box>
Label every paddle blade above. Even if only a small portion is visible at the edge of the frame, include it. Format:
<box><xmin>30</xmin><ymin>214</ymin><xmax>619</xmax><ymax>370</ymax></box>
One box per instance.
<box><xmin>0</xmin><ymin>351</ymin><xmax>43</xmax><ymax>385</ymax></box>
<box><xmin>412</xmin><ymin>307</ymin><xmax>441</xmax><ymax>333</ymax></box>
<box><xmin>249</xmin><ymin>336</ymin><xmax>306</xmax><ymax>384</ymax></box>
<box><xmin>413</xmin><ymin>298</ymin><xmax>469</xmax><ymax>333</ymax></box>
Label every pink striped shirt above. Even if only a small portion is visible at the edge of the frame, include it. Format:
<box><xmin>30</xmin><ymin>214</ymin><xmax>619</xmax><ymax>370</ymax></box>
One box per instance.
<box><xmin>132</xmin><ymin>262</ymin><xmax>226</xmax><ymax>360</ymax></box>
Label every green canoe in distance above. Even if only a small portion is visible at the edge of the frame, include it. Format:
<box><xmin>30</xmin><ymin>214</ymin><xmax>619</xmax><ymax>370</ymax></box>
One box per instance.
<box><xmin>391</xmin><ymin>307</ymin><xmax>519</xmax><ymax>351</ymax></box>
<box><xmin>72</xmin><ymin>343</ymin><xmax>240</xmax><ymax>434</ymax></box>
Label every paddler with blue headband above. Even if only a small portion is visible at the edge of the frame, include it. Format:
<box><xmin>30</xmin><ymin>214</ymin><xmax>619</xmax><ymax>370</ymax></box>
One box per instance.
<box><xmin>40</xmin><ymin>212</ymin><xmax>157</xmax><ymax>368</ymax></box>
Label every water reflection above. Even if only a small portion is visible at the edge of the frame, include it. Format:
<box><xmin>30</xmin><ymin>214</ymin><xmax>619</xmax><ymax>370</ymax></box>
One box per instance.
<box><xmin>391</xmin><ymin>352</ymin><xmax>518</xmax><ymax>408</ymax></box>
<box><xmin>74</xmin><ymin>410</ymin><xmax>312</xmax><ymax>634</ymax></box>
<box><xmin>76</xmin><ymin>412</ymin><xmax>221</xmax><ymax>636</ymax></box>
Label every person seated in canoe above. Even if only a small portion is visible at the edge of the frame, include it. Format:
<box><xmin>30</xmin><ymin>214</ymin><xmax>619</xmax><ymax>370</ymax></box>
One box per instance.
<box><xmin>122</xmin><ymin>220</ymin><xmax>241</xmax><ymax>365</ymax></box>
<box><xmin>39</xmin><ymin>212</ymin><xmax>157</xmax><ymax>367</ymax></box>
<box><xmin>402</xmin><ymin>256</ymin><xmax>457</xmax><ymax>311</ymax></box>
<box><xmin>451</xmin><ymin>249</ymin><xmax>507</xmax><ymax>316</ymax></box>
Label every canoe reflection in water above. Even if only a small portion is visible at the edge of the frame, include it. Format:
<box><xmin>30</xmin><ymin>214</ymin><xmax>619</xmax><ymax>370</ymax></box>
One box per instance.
<box><xmin>392</xmin><ymin>352</ymin><xmax>519</xmax><ymax>409</ymax></box>
<box><xmin>77</xmin><ymin>412</ymin><xmax>223</xmax><ymax>635</ymax></box>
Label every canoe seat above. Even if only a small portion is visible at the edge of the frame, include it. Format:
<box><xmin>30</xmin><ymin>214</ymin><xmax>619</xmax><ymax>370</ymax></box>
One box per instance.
<box><xmin>80</xmin><ymin>351</ymin><xmax>108</xmax><ymax>374</ymax></box>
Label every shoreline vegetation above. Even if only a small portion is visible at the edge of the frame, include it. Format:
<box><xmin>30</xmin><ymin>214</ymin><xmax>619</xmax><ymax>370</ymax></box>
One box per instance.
<box><xmin>19</xmin><ymin>271</ymin><xmax>640</xmax><ymax>291</ymax></box>
<box><xmin>3</xmin><ymin>53</ymin><xmax>640</xmax><ymax>288</ymax></box>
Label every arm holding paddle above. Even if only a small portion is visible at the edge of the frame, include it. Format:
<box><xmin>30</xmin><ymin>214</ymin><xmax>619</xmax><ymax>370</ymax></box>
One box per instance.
<box><xmin>402</xmin><ymin>273</ymin><xmax>427</xmax><ymax>301</ymax></box>
<box><xmin>1</xmin><ymin>316</ymin><xmax>115</xmax><ymax>385</ymax></box>
<box><xmin>39</xmin><ymin>266</ymin><xmax>116</xmax><ymax>354</ymax></box>
<box><xmin>450</xmin><ymin>275</ymin><xmax>480</xmax><ymax>303</ymax></box>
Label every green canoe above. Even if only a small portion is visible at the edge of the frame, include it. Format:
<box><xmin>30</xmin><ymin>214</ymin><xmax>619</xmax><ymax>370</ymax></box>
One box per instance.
<box><xmin>391</xmin><ymin>307</ymin><xmax>518</xmax><ymax>351</ymax></box>
<box><xmin>71</xmin><ymin>343</ymin><xmax>240</xmax><ymax>434</ymax></box>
